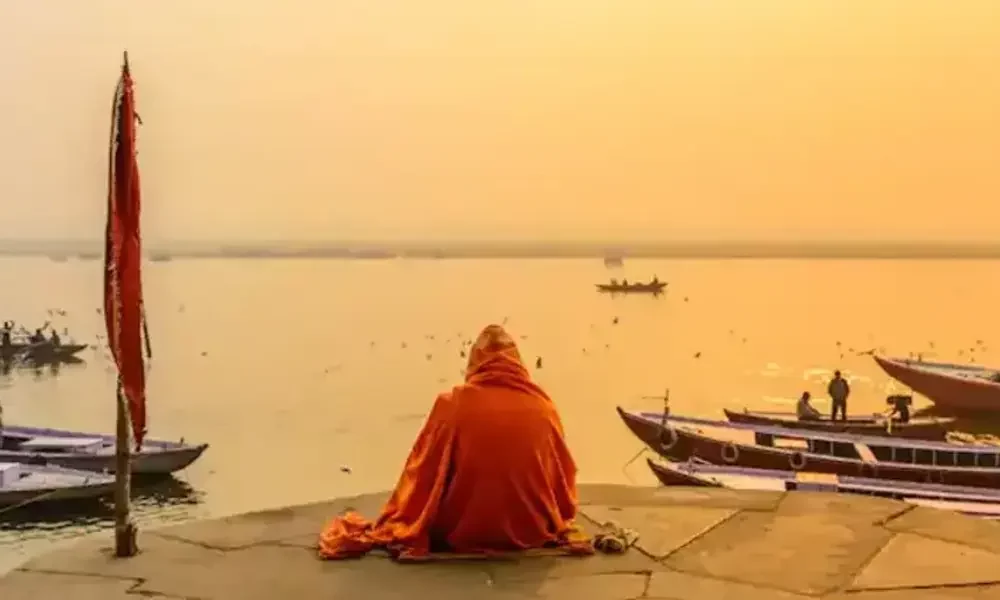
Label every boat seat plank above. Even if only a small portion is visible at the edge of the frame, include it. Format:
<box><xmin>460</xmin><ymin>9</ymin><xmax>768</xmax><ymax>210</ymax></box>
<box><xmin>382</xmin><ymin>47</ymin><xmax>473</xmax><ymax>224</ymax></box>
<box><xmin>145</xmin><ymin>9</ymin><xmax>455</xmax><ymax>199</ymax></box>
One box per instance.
<box><xmin>19</xmin><ymin>437</ymin><xmax>105</xmax><ymax>452</ymax></box>
<box><xmin>0</xmin><ymin>463</ymin><xmax>23</xmax><ymax>487</ymax></box>
<box><xmin>854</xmin><ymin>442</ymin><xmax>877</xmax><ymax>463</ymax></box>
<box><xmin>795</xmin><ymin>471</ymin><xmax>839</xmax><ymax>485</ymax></box>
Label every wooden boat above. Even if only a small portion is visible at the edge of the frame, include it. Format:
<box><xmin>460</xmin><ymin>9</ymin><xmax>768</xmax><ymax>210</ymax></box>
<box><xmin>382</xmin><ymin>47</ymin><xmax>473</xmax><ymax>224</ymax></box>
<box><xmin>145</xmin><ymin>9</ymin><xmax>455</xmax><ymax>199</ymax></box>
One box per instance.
<box><xmin>723</xmin><ymin>408</ymin><xmax>953</xmax><ymax>440</ymax></box>
<box><xmin>874</xmin><ymin>355</ymin><xmax>1000</xmax><ymax>413</ymax></box>
<box><xmin>646</xmin><ymin>460</ymin><xmax>1000</xmax><ymax>518</ymax></box>
<box><xmin>0</xmin><ymin>462</ymin><xmax>115</xmax><ymax>505</ymax></box>
<box><xmin>616</xmin><ymin>408</ymin><xmax>1000</xmax><ymax>489</ymax></box>
<box><xmin>1</xmin><ymin>342</ymin><xmax>88</xmax><ymax>363</ymax></box>
<box><xmin>0</xmin><ymin>425</ymin><xmax>208</xmax><ymax>475</ymax></box>
<box><xmin>595</xmin><ymin>280</ymin><xmax>667</xmax><ymax>294</ymax></box>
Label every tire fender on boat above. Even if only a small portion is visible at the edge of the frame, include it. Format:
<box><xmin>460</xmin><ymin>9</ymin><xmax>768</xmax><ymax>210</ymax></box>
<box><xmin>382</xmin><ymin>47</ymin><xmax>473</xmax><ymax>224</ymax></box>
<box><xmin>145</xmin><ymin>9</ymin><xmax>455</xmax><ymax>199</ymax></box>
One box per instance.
<box><xmin>658</xmin><ymin>425</ymin><xmax>679</xmax><ymax>452</ymax></box>
<box><xmin>721</xmin><ymin>442</ymin><xmax>739</xmax><ymax>464</ymax></box>
<box><xmin>789</xmin><ymin>451</ymin><xmax>807</xmax><ymax>470</ymax></box>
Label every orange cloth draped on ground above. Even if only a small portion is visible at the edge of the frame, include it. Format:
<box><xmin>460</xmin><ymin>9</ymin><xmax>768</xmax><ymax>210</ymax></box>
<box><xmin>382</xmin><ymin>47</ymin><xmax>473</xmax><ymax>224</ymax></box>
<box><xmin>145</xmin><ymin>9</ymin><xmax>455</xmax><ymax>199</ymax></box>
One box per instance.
<box><xmin>318</xmin><ymin>324</ymin><xmax>593</xmax><ymax>560</ymax></box>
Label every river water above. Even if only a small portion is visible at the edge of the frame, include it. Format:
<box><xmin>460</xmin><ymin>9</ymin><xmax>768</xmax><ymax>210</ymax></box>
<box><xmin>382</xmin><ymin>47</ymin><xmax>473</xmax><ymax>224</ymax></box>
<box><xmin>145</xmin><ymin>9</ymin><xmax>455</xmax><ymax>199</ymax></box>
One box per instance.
<box><xmin>1</xmin><ymin>256</ymin><xmax>999</xmax><ymax>568</ymax></box>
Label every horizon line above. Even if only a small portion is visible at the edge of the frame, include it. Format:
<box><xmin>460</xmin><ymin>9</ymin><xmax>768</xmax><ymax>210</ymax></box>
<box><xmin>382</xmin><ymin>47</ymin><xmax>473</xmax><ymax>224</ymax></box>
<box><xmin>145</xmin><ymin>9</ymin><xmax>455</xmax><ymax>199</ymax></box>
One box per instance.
<box><xmin>1</xmin><ymin>238</ymin><xmax>1000</xmax><ymax>248</ymax></box>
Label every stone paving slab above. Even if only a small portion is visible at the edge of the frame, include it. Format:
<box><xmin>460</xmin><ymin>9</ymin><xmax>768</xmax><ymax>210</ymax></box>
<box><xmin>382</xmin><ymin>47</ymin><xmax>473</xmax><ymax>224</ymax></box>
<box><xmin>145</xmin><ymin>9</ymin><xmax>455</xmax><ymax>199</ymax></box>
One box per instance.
<box><xmin>852</xmin><ymin>533</ymin><xmax>1000</xmax><ymax>591</ymax></box>
<box><xmin>4</xmin><ymin>484</ymin><xmax>1000</xmax><ymax>598</ymax></box>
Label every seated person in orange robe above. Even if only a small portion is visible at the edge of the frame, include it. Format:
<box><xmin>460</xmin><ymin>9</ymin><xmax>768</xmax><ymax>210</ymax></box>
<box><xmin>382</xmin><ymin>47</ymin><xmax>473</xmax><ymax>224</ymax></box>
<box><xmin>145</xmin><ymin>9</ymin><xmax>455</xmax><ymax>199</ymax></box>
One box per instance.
<box><xmin>318</xmin><ymin>324</ymin><xmax>593</xmax><ymax>560</ymax></box>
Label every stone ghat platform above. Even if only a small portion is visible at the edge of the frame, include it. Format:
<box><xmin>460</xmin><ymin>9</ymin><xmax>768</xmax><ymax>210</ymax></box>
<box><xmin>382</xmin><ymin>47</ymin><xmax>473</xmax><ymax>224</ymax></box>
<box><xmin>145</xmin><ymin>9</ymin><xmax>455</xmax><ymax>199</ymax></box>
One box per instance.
<box><xmin>5</xmin><ymin>484</ymin><xmax>1000</xmax><ymax>599</ymax></box>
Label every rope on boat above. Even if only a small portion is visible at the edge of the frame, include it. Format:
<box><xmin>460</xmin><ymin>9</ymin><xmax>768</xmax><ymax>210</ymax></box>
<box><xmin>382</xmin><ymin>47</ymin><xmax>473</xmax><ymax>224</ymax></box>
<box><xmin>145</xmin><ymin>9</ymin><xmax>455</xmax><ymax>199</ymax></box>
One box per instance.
<box><xmin>592</xmin><ymin>519</ymin><xmax>639</xmax><ymax>554</ymax></box>
<box><xmin>656</xmin><ymin>389</ymin><xmax>678</xmax><ymax>452</ymax></box>
<box><xmin>721</xmin><ymin>443</ymin><xmax>739</xmax><ymax>464</ymax></box>
<box><xmin>789</xmin><ymin>451</ymin><xmax>807</xmax><ymax>470</ymax></box>
<box><xmin>659</xmin><ymin>425</ymin><xmax>678</xmax><ymax>452</ymax></box>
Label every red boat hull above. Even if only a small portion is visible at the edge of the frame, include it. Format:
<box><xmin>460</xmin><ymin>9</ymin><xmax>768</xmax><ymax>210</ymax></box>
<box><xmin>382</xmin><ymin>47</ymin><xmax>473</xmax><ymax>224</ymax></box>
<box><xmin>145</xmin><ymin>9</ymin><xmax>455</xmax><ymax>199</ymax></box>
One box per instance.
<box><xmin>874</xmin><ymin>355</ymin><xmax>1000</xmax><ymax>413</ymax></box>
<box><xmin>617</xmin><ymin>407</ymin><xmax>1000</xmax><ymax>489</ymax></box>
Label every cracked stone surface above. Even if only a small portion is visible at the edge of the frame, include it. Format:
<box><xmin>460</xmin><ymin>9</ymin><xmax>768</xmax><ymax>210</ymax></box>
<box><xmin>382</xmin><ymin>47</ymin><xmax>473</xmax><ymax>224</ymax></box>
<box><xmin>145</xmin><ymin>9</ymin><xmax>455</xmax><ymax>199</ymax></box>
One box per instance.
<box><xmin>4</xmin><ymin>484</ymin><xmax>1000</xmax><ymax>599</ymax></box>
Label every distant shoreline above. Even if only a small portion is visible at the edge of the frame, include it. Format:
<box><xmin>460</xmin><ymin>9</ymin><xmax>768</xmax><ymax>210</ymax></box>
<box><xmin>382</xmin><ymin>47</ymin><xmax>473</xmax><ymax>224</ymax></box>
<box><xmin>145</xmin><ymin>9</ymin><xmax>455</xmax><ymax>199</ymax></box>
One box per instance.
<box><xmin>8</xmin><ymin>240</ymin><xmax>1000</xmax><ymax>260</ymax></box>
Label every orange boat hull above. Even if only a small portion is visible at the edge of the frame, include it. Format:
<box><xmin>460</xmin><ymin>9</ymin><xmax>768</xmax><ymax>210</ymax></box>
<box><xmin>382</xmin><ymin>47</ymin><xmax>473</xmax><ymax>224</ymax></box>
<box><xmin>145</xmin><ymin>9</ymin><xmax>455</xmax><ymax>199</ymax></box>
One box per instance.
<box><xmin>874</xmin><ymin>355</ymin><xmax>1000</xmax><ymax>413</ymax></box>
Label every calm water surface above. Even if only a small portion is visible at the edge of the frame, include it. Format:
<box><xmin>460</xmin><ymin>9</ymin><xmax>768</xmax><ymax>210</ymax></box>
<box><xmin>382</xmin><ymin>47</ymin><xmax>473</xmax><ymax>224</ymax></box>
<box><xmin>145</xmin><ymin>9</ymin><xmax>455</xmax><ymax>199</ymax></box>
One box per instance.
<box><xmin>2</xmin><ymin>256</ymin><xmax>999</xmax><ymax>566</ymax></box>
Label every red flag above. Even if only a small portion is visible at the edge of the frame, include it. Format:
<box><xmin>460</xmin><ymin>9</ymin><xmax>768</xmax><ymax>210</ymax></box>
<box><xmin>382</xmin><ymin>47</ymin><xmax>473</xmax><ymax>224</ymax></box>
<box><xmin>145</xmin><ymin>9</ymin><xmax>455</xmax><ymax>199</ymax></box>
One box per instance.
<box><xmin>104</xmin><ymin>54</ymin><xmax>147</xmax><ymax>448</ymax></box>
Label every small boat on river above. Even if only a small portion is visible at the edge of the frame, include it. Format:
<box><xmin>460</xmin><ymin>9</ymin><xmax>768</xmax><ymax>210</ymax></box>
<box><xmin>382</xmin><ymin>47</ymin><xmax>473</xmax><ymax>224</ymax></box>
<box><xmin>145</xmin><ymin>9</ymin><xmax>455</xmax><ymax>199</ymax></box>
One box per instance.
<box><xmin>723</xmin><ymin>408</ymin><xmax>953</xmax><ymax>440</ymax></box>
<box><xmin>0</xmin><ymin>425</ymin><xmax>207</xmax><ymax>475</ymax></box>
<box><xmin>0</xmin><ymin>462</ymin><xmax>115</xmax><ymax>506</ymax></box>
<box><xmin>1</xmin><ymin>342</ymin><xmax>88</xmax><ymax>363</ymax></box>
<box><xmin>874</xmin><ymin>355</ymin><xmax>1000</xmax><ymax>413</ymax></box>
<box><xmin>646</xmin><ymin>460</ymin><xmax>1000</xmax><ymax>518</ymax></box>
<box><xmin>595</xmin><ymin>278</ymin><xmax>666</xmax><ymax>294</ymax></box>
<box><xmin>616</xmin><ymin>408</ymin><xmax>1000</xmax><ymax>489</ymax></box>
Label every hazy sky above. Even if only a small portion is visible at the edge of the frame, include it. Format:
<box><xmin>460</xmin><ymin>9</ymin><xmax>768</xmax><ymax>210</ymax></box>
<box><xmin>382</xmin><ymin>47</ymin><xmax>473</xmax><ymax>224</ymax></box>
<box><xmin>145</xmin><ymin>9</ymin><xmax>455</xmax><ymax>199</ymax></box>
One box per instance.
<box><xmin>1</xmin><ymin>1</ymin><xmax>999</xmax><ymax>242</ymax></box>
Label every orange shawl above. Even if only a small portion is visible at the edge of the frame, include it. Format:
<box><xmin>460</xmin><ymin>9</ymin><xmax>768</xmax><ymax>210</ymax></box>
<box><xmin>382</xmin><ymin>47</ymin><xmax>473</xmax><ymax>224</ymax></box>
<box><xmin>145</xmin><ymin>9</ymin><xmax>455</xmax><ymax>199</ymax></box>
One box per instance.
<box><xmin>318</xmin><ymin>324</ymin><xmax>592</xmax><ymax>559</ymax></box>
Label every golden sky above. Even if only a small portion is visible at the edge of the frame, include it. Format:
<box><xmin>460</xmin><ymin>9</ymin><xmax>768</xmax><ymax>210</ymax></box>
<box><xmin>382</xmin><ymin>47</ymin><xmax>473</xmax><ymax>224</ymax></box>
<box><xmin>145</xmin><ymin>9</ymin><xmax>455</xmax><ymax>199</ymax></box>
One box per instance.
<box><xmin>1</xmin><ymin>1</ymin><xmax>998</xmax><ymax>242</ymax></box>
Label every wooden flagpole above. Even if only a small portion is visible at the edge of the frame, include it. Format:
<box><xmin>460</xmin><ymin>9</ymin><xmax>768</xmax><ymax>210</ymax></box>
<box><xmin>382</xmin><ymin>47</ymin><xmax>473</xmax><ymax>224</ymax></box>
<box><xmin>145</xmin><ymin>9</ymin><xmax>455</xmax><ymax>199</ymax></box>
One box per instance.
<box><xmin>114</xmin><ymin>380</ymin><xmax>136</xmax><ymax>556</ymax></box>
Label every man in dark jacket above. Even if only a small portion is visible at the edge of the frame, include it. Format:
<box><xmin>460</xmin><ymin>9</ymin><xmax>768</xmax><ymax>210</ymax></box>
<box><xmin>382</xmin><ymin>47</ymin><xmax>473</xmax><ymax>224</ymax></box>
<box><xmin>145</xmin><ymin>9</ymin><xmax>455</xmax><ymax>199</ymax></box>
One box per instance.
<box><xmin>828</xmin><ymin>370</ymin><xmax>850</xmax><ymax>420</ymax></box>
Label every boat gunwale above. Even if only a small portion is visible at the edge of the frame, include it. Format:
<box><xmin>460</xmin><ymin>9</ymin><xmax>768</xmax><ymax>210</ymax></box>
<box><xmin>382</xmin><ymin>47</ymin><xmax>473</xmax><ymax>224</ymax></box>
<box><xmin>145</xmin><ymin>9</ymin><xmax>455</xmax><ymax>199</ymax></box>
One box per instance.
<box><xmin>1</xmin><ymin>424</ymin><xmax>204</xmax><ymax>452</ymax></box>
<box><xmin>880</xmin><ymin>355</ymin><xmax>992</xmax><ymax>374</ymax></box>
<box><xmin>651</xmin><ymin>459</ymin><xmax>1000</xmax><ymax>501</ymax></box>
<box><xmin>877</xmin><ymin>355</ymin><xmax>1000</xmax><ymax>389</ymax></box>
<box><xmin>635</xmin><ymin>410</ymin><xmax>990</xmax><ymax>453</ymax></box>
<box><xmin>724</xmin><ymin>408</ymin><xmax>951</xmax><ymax>428</ymax></box>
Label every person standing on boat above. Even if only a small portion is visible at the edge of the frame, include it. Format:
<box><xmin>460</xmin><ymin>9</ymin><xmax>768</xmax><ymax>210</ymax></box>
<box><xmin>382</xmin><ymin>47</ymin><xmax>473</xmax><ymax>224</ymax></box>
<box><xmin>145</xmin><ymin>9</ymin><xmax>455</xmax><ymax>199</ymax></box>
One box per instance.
<box><xmin>828</xmin><ymin>370</ymin><xmax>850</xmax><ymax>420</ymax></box>
<box><xmin>49</xmin><ymin>328</ymin><xmax>61</xmax><ymax>347</ymax></box>
<box><xmin>796</xmin><ymin>391</ymin><xmax>822</xmax><ymax>420</ymax></box>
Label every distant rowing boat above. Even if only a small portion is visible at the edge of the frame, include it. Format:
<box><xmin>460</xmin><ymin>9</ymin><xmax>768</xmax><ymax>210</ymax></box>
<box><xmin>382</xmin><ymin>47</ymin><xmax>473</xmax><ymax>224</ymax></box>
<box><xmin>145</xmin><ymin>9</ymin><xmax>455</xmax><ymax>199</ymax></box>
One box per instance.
<box><xmin>595</xmin><ymin>280</ymin><xmax>666</xmax><ymax>294</ymax></box>
<box><xmin>0</xmin><ymin>342</ymin><xmax>88</xmax><ymax>363</ymax></box>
